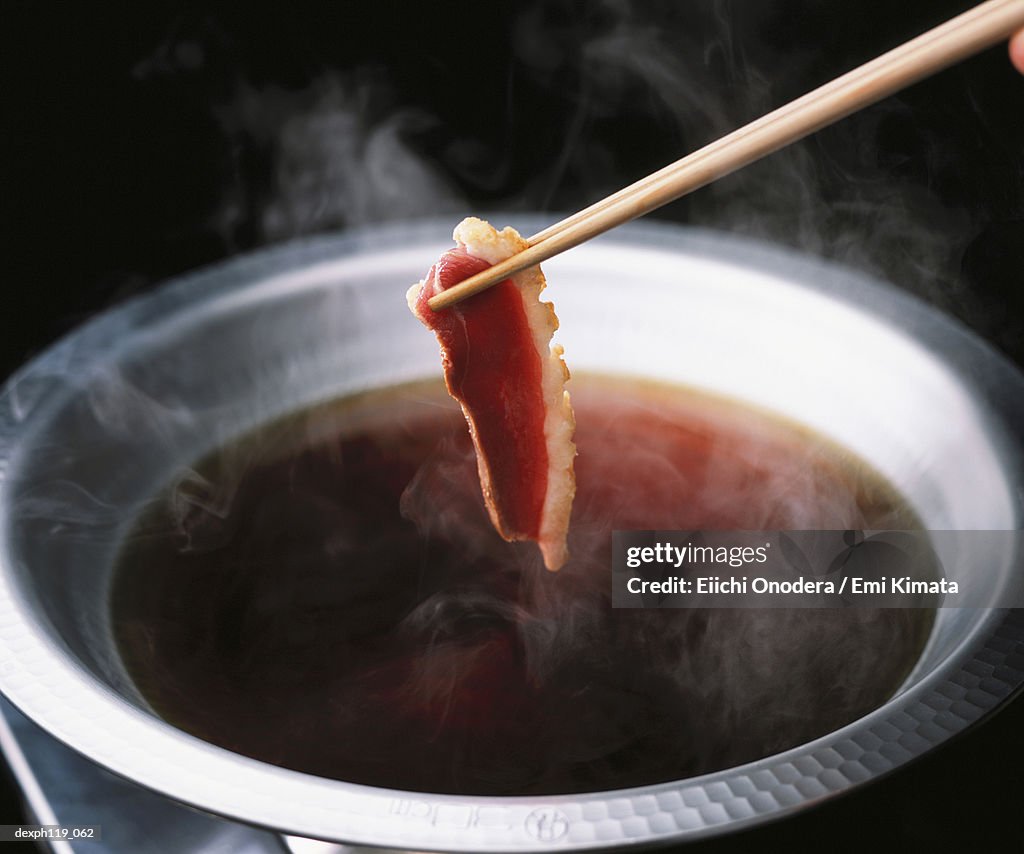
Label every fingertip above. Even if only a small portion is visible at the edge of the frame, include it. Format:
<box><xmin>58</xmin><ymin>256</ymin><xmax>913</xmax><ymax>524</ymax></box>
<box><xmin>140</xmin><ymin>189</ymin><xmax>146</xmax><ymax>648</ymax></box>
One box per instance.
<box><xmin>1010</xmin><ymin>30</ymin><xmax>1024</xmax><ymax>75</ymax></box>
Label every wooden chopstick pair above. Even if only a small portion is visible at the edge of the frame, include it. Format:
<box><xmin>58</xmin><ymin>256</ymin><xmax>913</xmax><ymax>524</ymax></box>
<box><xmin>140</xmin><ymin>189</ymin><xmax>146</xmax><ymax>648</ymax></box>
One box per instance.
<box><xmin>428</xmin><ymin>0</ymin><xmax>1024</xmax><ymax>312</ymax></box>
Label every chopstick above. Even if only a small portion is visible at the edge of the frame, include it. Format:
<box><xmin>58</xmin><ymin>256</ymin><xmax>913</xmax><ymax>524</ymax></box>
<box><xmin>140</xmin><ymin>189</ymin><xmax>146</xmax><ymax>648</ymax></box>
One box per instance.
<box><xmin>428</xmin><ymin>0</ymin><xmax>1024</xmax><ymax>312</ymax></box>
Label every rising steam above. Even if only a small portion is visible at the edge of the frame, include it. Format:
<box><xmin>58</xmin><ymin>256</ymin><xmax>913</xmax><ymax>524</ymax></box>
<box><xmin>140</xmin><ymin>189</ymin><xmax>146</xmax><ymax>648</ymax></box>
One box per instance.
<box><xmin>185</xmin><ymin>0</ymin><xmax>988</xmax><ymax>330</ymax></box>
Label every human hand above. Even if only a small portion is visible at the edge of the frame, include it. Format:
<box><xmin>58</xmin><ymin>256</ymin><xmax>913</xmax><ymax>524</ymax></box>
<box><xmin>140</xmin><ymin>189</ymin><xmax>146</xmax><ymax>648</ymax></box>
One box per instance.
<box><xmin>1011</xmin><ymin>29</ymin><xmax>1024</xmax><ymax>74</ymax></box>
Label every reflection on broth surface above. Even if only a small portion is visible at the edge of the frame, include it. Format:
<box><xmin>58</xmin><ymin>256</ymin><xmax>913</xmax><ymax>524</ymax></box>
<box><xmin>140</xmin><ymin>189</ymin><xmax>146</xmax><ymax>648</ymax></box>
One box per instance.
<box><xmin>112</xmin><ymin>376</ymin><xmax>932</xmax><ymax>795</ymax></box>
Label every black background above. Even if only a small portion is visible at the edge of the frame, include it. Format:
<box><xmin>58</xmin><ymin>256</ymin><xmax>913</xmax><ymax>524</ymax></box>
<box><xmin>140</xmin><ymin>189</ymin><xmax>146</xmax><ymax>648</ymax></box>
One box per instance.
<box><xmin>2</xmin><ymin>0</ymin><xmax>1023</xmax><ymax>850</ymax></box>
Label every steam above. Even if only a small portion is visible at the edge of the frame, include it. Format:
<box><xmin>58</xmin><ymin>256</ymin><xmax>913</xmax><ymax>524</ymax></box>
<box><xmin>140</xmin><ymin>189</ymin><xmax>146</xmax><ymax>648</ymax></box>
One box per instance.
<box><xmin>174</xmin><ymin>0</ymin><xmax>993</xmax><ymax>336</ymax></box>
<box><xmin>214</xmin><ymin>72</ymin><xmax>464</xmax><ymax>241</ymax></box>
<box><xmin>127</xmin><ymin>0</ymin><xmax>991</xmax><ymax>345</ymax></box>
<box><xmin>510</xmin><ymin>0</ymin><xmax>982</xmax><ymax>320</ymax></box>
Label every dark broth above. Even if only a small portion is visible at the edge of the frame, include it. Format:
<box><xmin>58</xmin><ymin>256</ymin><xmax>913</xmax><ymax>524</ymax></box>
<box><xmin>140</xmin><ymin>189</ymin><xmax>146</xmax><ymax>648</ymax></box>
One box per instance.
<box><xmin>112</xmin><ymin>376</ymin><xmax>932</xmax><ymax>795</ymax></box>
